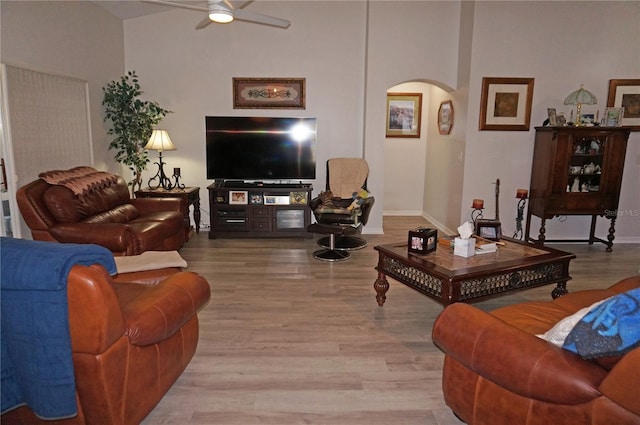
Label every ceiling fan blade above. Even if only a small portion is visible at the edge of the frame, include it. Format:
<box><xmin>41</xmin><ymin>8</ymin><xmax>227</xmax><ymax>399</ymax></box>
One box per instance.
<box><xmin>234</xmin><ymin>9</ymin><xmax>290</xmax><ymax>28</ymax></box>
<box><xmin>141</xmin><ymin>0</ymin><xmax>208</xmax><ymax>13</ymax></box>
<box><xmin>195</xmin><ymin>16</ymin><xmax>213</xmax><ymax>30</ymax></box>
<box><xmin>228</xmin><ymin>0</ymin><xmax>254</xmax><ymax>9</ymax></box>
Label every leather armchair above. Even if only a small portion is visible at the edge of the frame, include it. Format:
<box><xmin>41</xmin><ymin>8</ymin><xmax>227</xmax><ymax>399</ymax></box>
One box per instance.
<box><xmin>17</xmin><ymin>171</ymin><xmax>186</xmax><ymax>255</ymax></box>
<box><xmin>2</xmin><ymin>265</ymin><xmax>211</xmax><ymax>425</ymax></box>
<box><xmin>432</xmin><ymin>276</ymin><xmax>640</xmax><ymax>425</ymax></box>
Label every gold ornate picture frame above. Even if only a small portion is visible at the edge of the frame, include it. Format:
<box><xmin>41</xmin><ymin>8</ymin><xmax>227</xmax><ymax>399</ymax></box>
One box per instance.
<box><xmin>386</xmin><ymin>93</ymin><xmax>422</xmax><ymax>138</ymax></box>
<box><xmin>233</xmin><ymin>78</ymin><xmax>305</xmax><ymax>109</ymax></box>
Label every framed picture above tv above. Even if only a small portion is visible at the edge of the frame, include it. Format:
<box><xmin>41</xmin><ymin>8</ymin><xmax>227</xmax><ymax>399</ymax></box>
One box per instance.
<box><xmin>233</xmin><ymin>78</ymin><xmax>306</xmax><ymax>109</ymax></box>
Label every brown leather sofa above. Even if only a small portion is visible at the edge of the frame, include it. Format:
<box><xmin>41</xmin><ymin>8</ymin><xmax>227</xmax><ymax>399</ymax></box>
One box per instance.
<box><xmin>432</xmin><ymin>276</ymin><xmax>640</xmax><ymax>425</ymax></box>
<box><xmin>2</xmin><ymin>265</ymin><xmax>211</xmax><ymax>425</ymax></box>
<box><xmin>17</xmin><ymin>171</ymin><xmax>186</xmax><ymax>256</ymax></box>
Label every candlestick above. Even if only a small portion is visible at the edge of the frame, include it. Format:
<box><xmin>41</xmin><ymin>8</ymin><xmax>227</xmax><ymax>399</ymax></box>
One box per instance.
<box><xmin>513</xmin><ymin>194</ymin><xmax>528</xmax><ymax>239</ymax></box>
<box><xmin>173</xmin><ymin>167</ymin><xmax>181</xmax><ymax>177</ymax></box>
<box><xmin>472</xmin><ymin>199</ymin><xmax>484</xmax><ymax>209</ymax></box>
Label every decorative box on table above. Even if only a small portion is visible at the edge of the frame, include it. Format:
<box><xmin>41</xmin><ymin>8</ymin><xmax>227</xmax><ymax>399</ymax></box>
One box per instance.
<box><xmin>408</xmin><ymin>227</ymin><xmax>438</xmax><ymax>254</ymax></box>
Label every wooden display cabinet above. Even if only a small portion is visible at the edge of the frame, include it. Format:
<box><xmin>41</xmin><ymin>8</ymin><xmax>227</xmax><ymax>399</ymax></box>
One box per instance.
<box><xmin>525</xmin><ymin>126</ymin><xmax>631</xmax><ymax>252</ymax></box>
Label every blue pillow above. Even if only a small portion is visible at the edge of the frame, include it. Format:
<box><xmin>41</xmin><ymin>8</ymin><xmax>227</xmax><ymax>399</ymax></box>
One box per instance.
<box><xmin>563</xmin><ymin>288</ymin><xmax>640</xmax><ymax>359</ymax></box>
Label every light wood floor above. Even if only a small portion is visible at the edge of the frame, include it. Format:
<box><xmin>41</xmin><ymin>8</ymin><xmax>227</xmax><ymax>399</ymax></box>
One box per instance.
<box><xmin>142</xmin><ymin>216</ymin><xmax>640</xmax><ymax>425</ymax></box>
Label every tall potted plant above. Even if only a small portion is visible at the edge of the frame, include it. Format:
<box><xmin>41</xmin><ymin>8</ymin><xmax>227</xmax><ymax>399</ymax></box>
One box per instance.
<box><xmin>102</xmin><ymin>71</ymin><xmax>170</xmax><ymax>193</ymax></box>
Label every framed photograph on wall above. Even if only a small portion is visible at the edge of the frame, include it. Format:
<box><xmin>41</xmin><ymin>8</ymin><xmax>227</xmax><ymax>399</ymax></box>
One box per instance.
<box><xmin>386</xmin><ymin>93</ymin><xmax>422</xmax><ymax>138</ymax></box>
<box><xmin>479</xmin><ymin>77</ymin><xmax>535</xmax><ymax>131</ymax></box>
<box><xmin>233</xmin><ymin>78</ymin><xmax>305</xmax><ymax>109</ymax></box>
<box><xmin>607</xmin><ymin>79</ymin><xmax>640</xmax><ymax>130</ymax></box>
<box><xmin>438</xmin><ymin>100</ymin><xmax>454</xmax><ymax>135</ymax></box>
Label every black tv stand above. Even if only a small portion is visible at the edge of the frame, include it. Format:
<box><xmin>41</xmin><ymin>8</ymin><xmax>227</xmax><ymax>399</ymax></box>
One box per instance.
<box><xmin>208</xmin><ymin>182</ymin><xmax>313</xmax><ymax>239</ymax></box>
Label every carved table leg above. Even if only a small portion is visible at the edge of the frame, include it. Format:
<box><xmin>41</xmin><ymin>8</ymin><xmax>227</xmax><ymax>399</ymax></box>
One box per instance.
<box><xmin>606</xmin><ymin>215</ymin><xmax>616</xmax><ymax>252</ymax></box>
<box><xmin>374</xmin><ymin>271</ymin><xmax>390</xmax><ymax>306</ymax></box>
<box><xmin>194</xmin><ymin>196</ymin><xmax>201</xmax><ymax>233</ymax></box>
<box><xmin>537</xmin><ymin>218</ymin><xmax>546</xmax><ymax>246</ymax></box>
<box><xmin>551</xmin><ymin>281</ymin><xmax>568</xmax><ymax>299</ymax></box>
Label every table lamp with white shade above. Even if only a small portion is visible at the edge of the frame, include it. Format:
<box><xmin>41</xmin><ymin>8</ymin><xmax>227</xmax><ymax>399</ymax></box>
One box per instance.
<box><xmin>145</xmin><ymin>129</ymin><xmax>176</xmax><ymax>190</ymax></box>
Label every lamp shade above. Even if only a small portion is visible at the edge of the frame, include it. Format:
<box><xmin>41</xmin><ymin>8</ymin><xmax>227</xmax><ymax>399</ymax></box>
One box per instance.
<box><xmin>208</xmin><ymin>1</ymin><xmax>234</xmax><ymax>23</ymax></box>
<box><xmin>564</xmin><ymin>85</ymin><xmax>597</xmax><ymax>106</ymax></box>
<box><xmin>144</xmin><ymin>130</ymin><xmax>176</xmax><ymax>152</ymax></box>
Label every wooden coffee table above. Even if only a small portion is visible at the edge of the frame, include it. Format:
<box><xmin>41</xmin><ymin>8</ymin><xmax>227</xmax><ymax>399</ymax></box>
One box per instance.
<box><xmin>374</xmin><ymin>237</ymin><xmax>575</xmax><ymax>307</ymax></box>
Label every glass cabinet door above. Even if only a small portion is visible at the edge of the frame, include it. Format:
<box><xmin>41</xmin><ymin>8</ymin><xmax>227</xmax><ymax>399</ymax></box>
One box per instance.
<box><xmin>567</xmin><ymin>134</ymin><xmax>606</xmax><ymax>193</ymax></box>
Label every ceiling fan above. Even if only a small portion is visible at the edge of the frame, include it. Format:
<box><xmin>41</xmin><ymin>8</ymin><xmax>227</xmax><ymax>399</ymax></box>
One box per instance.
<box><xmin>142</xmin><ymin>0</ymin><xmax>290</xmax><ymax>29</ymax></box>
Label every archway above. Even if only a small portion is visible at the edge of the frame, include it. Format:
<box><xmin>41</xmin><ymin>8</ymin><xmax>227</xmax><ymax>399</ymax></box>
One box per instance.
<box><xmin>383</xmin><ymin>80</ymin><xmax>463</xmax><ymax>235</ymax></box>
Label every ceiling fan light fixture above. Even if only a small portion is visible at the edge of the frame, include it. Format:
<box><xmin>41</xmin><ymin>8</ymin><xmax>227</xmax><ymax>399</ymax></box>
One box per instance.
<box><xmin>208</xmin><ymin>2</ymin><xmax>234</xmax><ymax>23</ymax></box>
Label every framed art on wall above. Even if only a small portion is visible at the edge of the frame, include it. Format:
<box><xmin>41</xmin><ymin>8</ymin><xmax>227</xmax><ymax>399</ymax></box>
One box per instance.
<box><xmin>386</xmin><ymin>93</ymin><xmax>422</xmax><ymax>138</ymax></box>
<box><xmin>607</xmin><ymin>79</ymin><xmax>640</xmax><ymax>130</ymax></box>
<box><xmin>438</xmin><ymin>100</ymin><xmax>454</xmax><ymax>135</ymax></box>
<box><xmin>479</xmin><ymin>77</ymin><xmax>535</xmax><ymax>131</ymax></box>
<box><xmin>233</xmin><ymin>78</ymin><xmax>305</xmax><ymax>109</ymax></box>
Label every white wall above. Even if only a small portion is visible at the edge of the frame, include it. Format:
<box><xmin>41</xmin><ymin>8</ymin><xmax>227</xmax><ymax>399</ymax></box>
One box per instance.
<box><xmin>123</xmin><ymin>1</ymin><xmax>369</xmax><ymax>227</ymax></box>
<box><xmin>462</xmin><ymin>1</ymin><xmax>640</xmax><ymax>242</ymax></box>
<box><xmin>1</xmin><ymin>0</ymin><xmax>125</xmax><ymax>175</ymax></box>
<box><xmin>383</xmin><ymin>82</ymin><xmax>429</xmax><ymax>216</ymax></box>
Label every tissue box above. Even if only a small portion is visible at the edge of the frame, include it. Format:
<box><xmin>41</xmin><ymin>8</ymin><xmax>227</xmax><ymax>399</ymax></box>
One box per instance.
<box><xmin>454</xmin><ymin>237</ymin><xmax>476</xmax><ymax>258</ymax></box>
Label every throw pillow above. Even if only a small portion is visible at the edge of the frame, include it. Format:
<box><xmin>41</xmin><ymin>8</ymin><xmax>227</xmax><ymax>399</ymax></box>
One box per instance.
<box><xmin>537</xmin><ymin>300</ymin><xmax>606</xmax><ymax>346</ymax></box>
<box><xmin>318</xmin><ymin>191</ymin><xmax>335</xmax><ymax>208</ymax></box>
<box><xmin>562</xmin><ymin>288</ymin><xmax>640</xmax><ymax>359</ymax></box>
<box><xmin>347</xmin><ymin>188</ymin><xmax>369</xmax><ymax>211</ymax></box>
<box><xmin>539</xmin><ymin>289</ymin><xmax>640</xmax><ymax>359</ymax></box>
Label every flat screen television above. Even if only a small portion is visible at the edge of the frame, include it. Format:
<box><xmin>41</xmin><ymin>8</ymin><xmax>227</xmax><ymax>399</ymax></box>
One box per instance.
<box><xmin>206</xmin><ymin>116</ymin><xmax>317</xmax><ymax>181</ymax></box>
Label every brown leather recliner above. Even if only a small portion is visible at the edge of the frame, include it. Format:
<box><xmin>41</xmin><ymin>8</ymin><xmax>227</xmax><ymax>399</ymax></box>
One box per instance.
<box><xmin>2</xmin><ymin>265</ymin><xmax>211</xmax><ymax>425</ymax></box>
<box><xmin>17</xmin><ymin>172</ymin><xmax>186</xmax><ymax>255</ymax></box>
<box><xmin>432</xmin><ymin>276</ymin><xmax>640</xmax><ymax>425</ymax></box>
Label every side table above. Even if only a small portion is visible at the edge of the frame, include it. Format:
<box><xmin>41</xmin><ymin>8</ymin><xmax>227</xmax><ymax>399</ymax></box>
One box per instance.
<box><xmin>135</xmin><ymin>187</ymin><xmax>200</xmax><ymax>239</ymax></box>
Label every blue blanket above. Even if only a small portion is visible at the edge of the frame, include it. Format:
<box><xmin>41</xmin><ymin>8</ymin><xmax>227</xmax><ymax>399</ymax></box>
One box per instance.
<box><xmin>1</xmin><ymin>237</ymin><xmax>116</xmax><ymax>419</ymax></box>
<box><xmin>563</xmin><ymin>288</ymin><xmax>640</xmax><ymax>359</ymax></box>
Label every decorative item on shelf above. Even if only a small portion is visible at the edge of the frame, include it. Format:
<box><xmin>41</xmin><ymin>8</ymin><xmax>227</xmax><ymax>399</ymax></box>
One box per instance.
<box><xmin>172</xmin><ymin>167</ymin><xmax>185</xmax><ymax>190</ymax></box>
<box><xmin>564</xmin><ymin>85</ymin><xmax>597</xmax><ymax>127</ymax></box>
<box><xmin>471</xmin><ymin>198</ymin><xmax>484</xmax><ymax>224</ymax></box>
<box><xmin>513</xmin><ymin>189</ymin><xmax>528</xmax><ymax>239</ymax></box>
<box><xmin>607</xmin><ymin>79</ymin><xmax>640</xmax><ymax>130</ymax></box>
<box><xmin>145</xmin><ymin>129</ymin><xmax>176</xmax><ymax>190</ymax></box>
<box><xmin>407</xmin><ymin>227</ymin><xmax>438</xmax><ymax>255</ymax></box>
<box><xmin>474</xmin><ymin>178</ymin><xmax>502</xmax><ymax>241</ymax></box>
